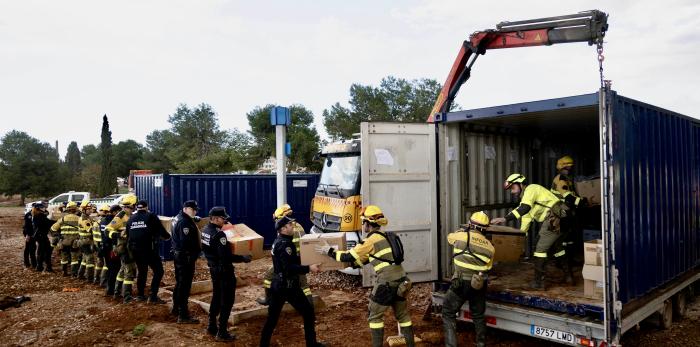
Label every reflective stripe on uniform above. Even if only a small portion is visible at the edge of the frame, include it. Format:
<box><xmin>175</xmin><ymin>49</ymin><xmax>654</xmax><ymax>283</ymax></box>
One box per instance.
<box><xmin>61</xmin><ymin>260</ymin><xmax>69</xmax><ymax>264</ymax></box>
<box><xmin>374</xmin><ymin>262</ymin><xmax>389</xmax><ymax>271</ymax></box>
<box><xmin>86</xmin><ymin>264</ymin><xmax>95</xmax><ymax>268</ymax></box>
<box><xmin>116</xmin><ymin>276</ymin><xmax>124</xmax><ymax>282</ymax></box>
<box><xmin>373</xmin><ymin>247</ymin><xmax>392</xmax><ymax>258</ymax></box>
<box><xmin>511</xmin><ymin>209</ymin><xmax>521</xmax><ymax>219</ymax></box>
<box><xmin>102</xmin><ymin>266</ymin><xmax>108</xmax><ymax>270</ymax></box>
<box><xmin>454</xmin><ymin>259</ymin><xmax>490</xmax><ymax>272</ymax></box>
<box><xmin>453</xmin><ymin>248</ymin><xmax>491</xmax><ymax>264</ymax></box>
<box><xmin>533</xmin><ymin>252</ymin><xmax>548</xmax><ymax>258</ymax></box>
<box><xmin>263</xmin><ymin>279</ymin><xmax>271</xmax><ymax>289</ymax></box>
<box><xmin>124</xmin><ymin>280</ymin><xmax>135</xmax><ymax>285</ymax></box>
<box><xmin>399</xmin><ymin>321</ymin><xmax>412</xmax><ymax>327</ymax></box>
<box><xmin>349</xmin><ymin>249</ymin><xmax>363</xmax><ymax>267</ymax></box>
<box><xmin>71</xmin><ymin>261</ymin><xmax>79</xmax><ymax>265</ymax></box>
<box><xmin>303</xmin><ymin>288</ymin><xmax>312</xmax><ymax>296</ymax></box>
<box><xmin>95</xmin><ymin>266</ymin><xmax>102</xmax><ymax>271</ymax></box>
<box><xmin>553</xmin><ymin>250</ymin><xmax>566</xmax><ymax>257</ymax></box>
<box><xmin>369</xmin><ymin>322</ymin><xmax>384</xmax><ymax>329</ymax></box>
<box><xmin>574</xmin><ymin>197</ymin><xmax>582</xmax><ymax>206</ymax></box>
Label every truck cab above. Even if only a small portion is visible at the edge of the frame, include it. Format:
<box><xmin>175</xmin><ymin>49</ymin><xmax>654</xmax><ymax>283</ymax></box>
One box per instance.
<box><xmin>24</xmin><ymin>191</ymin><xmax>90</xmax><ymax>214</ymax></box>
<box><xmin>310</xmin><ymin>138</ymin><xmax>363</xmax><ymax>273</ymax></box>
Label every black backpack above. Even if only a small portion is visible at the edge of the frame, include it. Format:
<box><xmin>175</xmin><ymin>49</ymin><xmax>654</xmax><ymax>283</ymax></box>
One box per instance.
<box><xmin>369</xmin><ymin>231</ymin><xmax>405</xmax><ymax>265</ymax></box>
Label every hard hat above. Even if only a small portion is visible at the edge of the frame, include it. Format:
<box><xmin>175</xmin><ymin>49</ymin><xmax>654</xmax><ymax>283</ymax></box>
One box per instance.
<box><xmin>360</xmin><ymin>205</ymin><xmax>388</xmax><ymax>226</ymax></box>
<box><xmin>504</xmin><ymin>173</ymin><xmax>526</xmax><ymax>190</ymax></box>
<box><xmin>99</xmin><ymin>204</ymin><xmax>110</xmax><ymax>212</ymax></box>
<box><xmin>121</xmin><ymin>194</ymin><xmax>137</xmax><ymax>207</ymax></box>
<box><xmin>80</xmin><ymin>199</ymin><xmax>94</xmax><ymax>210</ymax></box>
<box><xmin>275</xmin><ymin>215</ymin><xmax>295</xmax><ymax>230</ymax></box>
<box><xmin>273</xmin><ymin>204</ymin><xmax>293</xmax><ymax>220</ymax></box>
<box><xmin>209</xmin><ymin>206</ymin><xmax>230</xmax><ymax>219</ymax></box>
<box><xmin>65</xmin><ymin>201</ymin><xmax>78</xmax><ymax>210</ymax></box>
<box><xmin>469</xmin><ymin>211</ymin><xmax>490</xmax><ymax>227</ymax></box>
<box><xmin>556</xmin><ymin>156</ymin><xmax>574</xmax><ymax>170</ymax></box>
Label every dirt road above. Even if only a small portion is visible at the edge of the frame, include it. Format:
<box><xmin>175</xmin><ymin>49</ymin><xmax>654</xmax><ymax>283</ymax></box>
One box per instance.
<box><xmin>0</xmin><ymin>207</ymin><xmax>698</xmax><ymax>346</ymax></box>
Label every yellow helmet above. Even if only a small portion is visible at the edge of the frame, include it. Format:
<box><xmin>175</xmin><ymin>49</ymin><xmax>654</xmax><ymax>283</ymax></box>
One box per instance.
<box><xmin>65</xmin><ymin>201</ymin><xmax>78</xmax><ymax>210</ymax></box>
<box><xmin>79</xmin><ymin>199</ymin><xmax>94</xmax><ymax>210</ymax></box>
<box><xmin>504</xmin><ymin>173</ymin><xmax>526</xmax><ymax>190</ymax></box>
<box><xmin>557</xmin><ymin>155</ymin><xmax>574</xmax><ymax>170</ymax></box>
<box><xmin>469</xmin><ymin>211</ymin><xmax>490</xmax><ymax>227</ymax></box>
<box><xmin>273</xmin><ymin>204</ymin><xmax>293</xmax><ymax>220</ymax></box>
<box><xmin>121</xmin><ymin>194</ymin><xmax>137</xmax><ymax>207</ymax></box>
<box><xmin>360</xmin><ymin>205</ymin><xmax>388</xmax><ymax>226</ymax></box>
<box><xmin>99</xmin><ymin>204</ymin><xmax>110</xmax><ymax>213</ymax></box>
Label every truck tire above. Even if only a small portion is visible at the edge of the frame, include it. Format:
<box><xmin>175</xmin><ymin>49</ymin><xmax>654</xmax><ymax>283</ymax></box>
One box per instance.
<box><xmin>659</xmin><ymin>299</ymin><xmax>673</xmax><ymax>329</ymax></box>
<box><xmin>672</xmin><ymin>291</ymin><xmax>687</xmax><ymax>321</ymax></box>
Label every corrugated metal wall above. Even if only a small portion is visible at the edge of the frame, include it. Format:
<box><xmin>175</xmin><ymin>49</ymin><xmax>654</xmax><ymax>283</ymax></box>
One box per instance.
<box><xmin>611</xmin><ymin>94</ymin><xmax>700</xmax><ymax>304</ymax></box>
<box><xmin>134</xmin><ymin>174</ymin><xmax>320</xmax><ymax>254</ymax></box>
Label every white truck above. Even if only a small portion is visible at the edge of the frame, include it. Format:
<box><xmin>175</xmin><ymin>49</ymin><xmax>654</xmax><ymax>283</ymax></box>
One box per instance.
<box><xmin>24</xmin><ymin>192</ymin><xmax>126</xmax><ymax>215</ymax></box>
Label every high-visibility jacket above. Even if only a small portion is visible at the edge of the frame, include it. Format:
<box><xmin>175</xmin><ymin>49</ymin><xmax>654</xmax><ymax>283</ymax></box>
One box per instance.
<box><xmin>507</xmin><ymin>184</ymin><xmax>562</xmax><ymax>232</ymax></box>
<box><xmin>78</xmin><ymin>215</ymin><xmax>95</xmax><ymax>240</ymax></box>
<box><xmin>552</xmin><ymin>174</ymin><xmax>582</xmax><ymax>208</ymax></box>
<box><xmin>291</xmin><ymin>222</ymin><xmax>305</xmax><ymax>253</ymax></box>
<box><xmin>51</xmin><ymin>213</ymin><xmax>80</xmax><ymax>236</ymax></box>
<box><xmin>334</xmin><ymin>229</ymin><xmax>405</xmax><ymax>282</ymax></box>
<box><xmin>105</xmin><ymin>210</ymin><xmax>131</xmax><ymax>253</ymax></box>
<box><xmin>447</xmin><ymin>228</ymin><xmax>495</xmax><ymax>278</ymax></box>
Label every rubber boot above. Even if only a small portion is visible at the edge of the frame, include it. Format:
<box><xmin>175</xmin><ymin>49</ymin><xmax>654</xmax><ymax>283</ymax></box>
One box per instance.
<box><xmin>86</xmin><ymin>267</ymin><xmax>94</xmax><ymax>283</ymax></box>
<box><xmin>370</xmin><ymin>328</ymin><xmax>384</xmax><ymax>347</ymax></box>
<box><xmin>77</xmin><ymin>263</ymin><xmax>86</xmax><ymax>279</ymax></box>
<box><xmin>256</xmin><ymin>288</ymin><xmax>271</xmax><ymax>306</ymax></box>
<box><xmin>99</xmin><ymin>269</ymin><xmax>108</xmax><ymax>287</ymax></box>
<box><xmin>400</xmin><ymin>326</ymin><xmax>415</xmax><ymax>347</ymax></box>
<box><xmin>529</xmin><ymin>258</ymin><xmax>546</xmax><ymax>290</ymax></box>
<box><xmin>62</xmin><ymin>264</ymin><xmax>69</xmax><ymax>277</ymax></box>
<box><xmin>562</xmin><ymin>257</ymin><xmax>574</xmax><ymax>286</ymax></box>
<box><xmin>474</xmin><ymin>320</ymin><xmax>487</xmax><ymax>347</ymax></box>
<box><xmin>123</xmin><ymin>284</ymin><xmax>133</xmax><ymax>303</ymax></box>
<box><xmin>71</xmin><ymin>263</ymin><xmax>80</xmax><ymax>277</ymax></box>
<box><xmin>444</xmin><ymin>317</ymin><xmax>458</xmax><ymax>347</ymax></box>
<box><xmin>114</xmin><ymin>282</ymin><xmax>123</xmax><ymax>299</ymax></box>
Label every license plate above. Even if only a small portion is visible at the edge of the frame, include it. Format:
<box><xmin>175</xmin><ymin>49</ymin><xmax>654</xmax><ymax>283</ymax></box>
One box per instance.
<box><xmin>530</xmin><ymin>325</ymin><xmax>575</xmax><ymax>345</ymax></box>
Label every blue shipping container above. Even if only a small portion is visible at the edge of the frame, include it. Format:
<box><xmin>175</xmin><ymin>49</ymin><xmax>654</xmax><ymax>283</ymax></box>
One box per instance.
<box><xmin>134</xmin><ymin>174</ymin><xmax>320</xmax><ymax>259</ymax></box>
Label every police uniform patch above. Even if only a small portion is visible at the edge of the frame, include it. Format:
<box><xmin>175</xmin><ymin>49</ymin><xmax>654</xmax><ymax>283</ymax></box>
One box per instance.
<box><xmin>286</xmin><ymin>246</ymin><xmax>292</xmax><ymax>255</ymax></box>
<box><xmin>220</xmin><ymin>237</ymin><xmax>227</xmax><ymax>245</ymax></box>
<box><xmin>183</xmin><ymin>227</ymin><xmax>189</xmax><ymax>235</ymax></box>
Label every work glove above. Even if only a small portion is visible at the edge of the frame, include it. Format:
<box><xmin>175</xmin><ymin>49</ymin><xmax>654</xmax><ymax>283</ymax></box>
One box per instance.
<box><xmin>241</xmin><ymin>255</ymin><xmax>252</xmax><ymax>263</ymax></box>
<box><xmin>193</xmin><ymin>216</ymin><xmax>201</xmax><ymax>223</ymax></box>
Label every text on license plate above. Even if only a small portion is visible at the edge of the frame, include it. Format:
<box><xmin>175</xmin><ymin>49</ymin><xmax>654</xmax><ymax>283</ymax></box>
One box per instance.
<box><xmin>530</xmin><ymin>325</ymin><xmax>575</xmax><ymax>344</ymax></box>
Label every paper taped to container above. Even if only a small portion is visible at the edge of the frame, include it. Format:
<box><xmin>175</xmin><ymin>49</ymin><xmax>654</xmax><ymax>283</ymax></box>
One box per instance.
<box><xmin>222</xmin><ymin>223</ymin><xmax>264</xmax><ymax>259</ymax></box>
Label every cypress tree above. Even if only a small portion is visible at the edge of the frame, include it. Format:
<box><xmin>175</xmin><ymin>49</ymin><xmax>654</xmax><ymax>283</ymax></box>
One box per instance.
<box><xmin>98</xmin><ymin>115</ymin><xmax>116</xmax><ymax>196</ymax></box>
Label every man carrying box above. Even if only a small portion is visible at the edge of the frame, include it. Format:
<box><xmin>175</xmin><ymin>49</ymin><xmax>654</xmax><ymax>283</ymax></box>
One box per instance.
<box><xmin>259</xmin><ymin>215</ymin><xmax>324</xmax><ymax>347</ymax></box>
<box><xmin>257</xmin><ymin>204</ymin><xmax>311</xmax><ymax>306</ymax></box>
<box><xmin>315</xmin><ymin>205</ymin><xmax>415</xmax><ymax>347</ymax></box>
<box><xmin>201</xmin><ymin>206</ymin><xmax>251</xmax><ymax>342</ymax></box>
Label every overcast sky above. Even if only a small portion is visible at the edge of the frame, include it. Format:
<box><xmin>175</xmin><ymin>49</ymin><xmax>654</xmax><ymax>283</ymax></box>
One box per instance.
<box><xmin>1</xmin><ymin>0</ymin><xmax>698</xmax><ymax>156</ymax></box>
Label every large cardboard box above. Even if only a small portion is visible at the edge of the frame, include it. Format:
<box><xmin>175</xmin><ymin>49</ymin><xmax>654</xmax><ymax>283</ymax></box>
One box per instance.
<box><xmin>222</xmin><ymin>223</ymin><xmax>264</xmax><ymax>259</ymax></box>
<box><xmin>491</xmin><ymin>235</ymin><xmax>524</xmax><ymax>263</ymax></box>
<box><xmin>159</xmin><ymin>216</ymin><xmax>209</xmax><ymax>237</ymax></box>
<box><xmin>583</xmin><ymin>239</ymin><xmax>603</xmax><ymax>266</ymax></box>
<box><xmin>575</xmin><ymin>178</ymin><xmax>601</xmax><ymax>206</ymax></box>
<box><xmin>582</xmin><ymin>264</ymin><xmax>604</xmax><ymax>299</ymax></box>
<box><xmin>300</xmin><ymin>232</ymin><xmax>347</xmax><ymax>271</ymax></box>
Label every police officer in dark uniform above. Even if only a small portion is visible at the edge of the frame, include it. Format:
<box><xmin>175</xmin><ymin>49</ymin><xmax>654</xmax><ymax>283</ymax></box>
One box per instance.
<box><xmin>23</xmin><ymin>205</ymin><xmax>37</xmax><ymax>269</ymax></box>
<box><xmin>32</xmin><ymin>202</ymin><xmax>54</xmax><ymax>272</ymax></box>
<box><xmin>260</xmin><ymin>215</ymin><xmax>324</xmax><ymax>347</ymax></box>
<box><xmin>102</xmin><ymin>205</ymin><xmax>123</xmax><ymax>297</ymax></box>
<box><xmin>126</xmin><ymin>200</ymin><xmax>171</xmax><ymax>304</ymax></box>
<box><xmin>201</xmin><ymin>206</ymin><xmax>251</xmax><ymax>341</ymax></box>
<box><xmin>171</xmin><ymin>200</ymin><xmax>202</xmax><ymax>324</ymax></box>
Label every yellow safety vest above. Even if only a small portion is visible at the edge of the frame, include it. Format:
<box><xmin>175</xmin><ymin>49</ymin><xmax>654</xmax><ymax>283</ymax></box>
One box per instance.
<box><xmin>552</xmin><ymin>174</ymin><xmax>581</xmax><ymax>205</ymax></box>
<box><xmin>511</xmin><ymin>184</ymin><xmax>562</xmax><ymax>231</ymax></box>
<box><xmin>448</xmin><ymin>229</ymin><xmax>495</xmax><ymax>278</ymax></box>
<box><xmin>78</xmin><ymin>215</ymin><xmax>95</xmax><ymax>239</ymax></box>
<box><xmin>337</xmin><ymin>230</ymin><xmax>406</xmax><ymax>282</ymax></box>
<box><xmin>51</xmin><ymin>214</ymin><xmax>80</xmax><ymax>236</ymax></box>
<box><xmin>292</xmin><ymin>222</ymin><xmax>305</xmax><ymax>253</ymax></box>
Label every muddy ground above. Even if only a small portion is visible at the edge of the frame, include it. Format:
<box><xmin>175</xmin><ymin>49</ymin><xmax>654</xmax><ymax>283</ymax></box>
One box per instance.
<box><xmin>0</xmin><ymin>206</ymin><xmax>698</xmax><ymax>346</ymax></box>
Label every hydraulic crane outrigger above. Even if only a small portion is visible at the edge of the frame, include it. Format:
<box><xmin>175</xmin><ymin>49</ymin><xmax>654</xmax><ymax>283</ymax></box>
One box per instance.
<box><xmin>428</xmin><ymin>10</ymin><xmax>608</xmax><ymax>122</ymax></box>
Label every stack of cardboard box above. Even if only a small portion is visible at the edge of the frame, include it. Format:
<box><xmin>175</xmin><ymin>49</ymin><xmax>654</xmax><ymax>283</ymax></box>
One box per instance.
<box><xmin>581</xmin><ymin>239</ymin><xmax>604</xmax><ymax>299</ymax></box>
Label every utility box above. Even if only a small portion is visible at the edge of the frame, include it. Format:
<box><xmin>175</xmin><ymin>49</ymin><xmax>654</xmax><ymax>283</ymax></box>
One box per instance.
<box><xmin>270</xmin><ymin>106</ymin><xmax>291</xmax><ymax>126</ymax></box>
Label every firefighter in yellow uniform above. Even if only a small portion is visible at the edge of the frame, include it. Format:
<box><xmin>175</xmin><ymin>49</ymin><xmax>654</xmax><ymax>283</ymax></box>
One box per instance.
<box><xmin>257</xmin><ymin>204</ymin><xmax>312</xmax><ymax>306</ymax></box>
<box><xmin>442</xmin><ymin>211</ymin><xmax>495</xmax><ymax>347</ymax></box>
<box><xmin>492</xmin><ymin>174</ymin><xmax>569</xmax><ymax>290</ymax></box>
<box><xmin>50</xmin><ymin>201</ymin><xmax>81</xmax><ymax>277</ymax></box>
<box><xmin>317</xmin><ymin>205</ymin><xmax>414</xmax><ymax>347</ymax></box>
<box><xmin>94</xmin><ymin>204</ymin><xmax>110</xmax><ymax>286</ymax></box>
<box><xmin>105</xmin><ymin>194</ymin><xmax>137</xmax><ymax>303</ymax></box>
<box><xmin>551</xmin><ymin>156</ymin><xmax>586</xmax><ymax>285</ymax></box>
<box><xmin>77</xmin><ymin>200</ymin><xmax>97</xmax><ymax>282</ymax></box>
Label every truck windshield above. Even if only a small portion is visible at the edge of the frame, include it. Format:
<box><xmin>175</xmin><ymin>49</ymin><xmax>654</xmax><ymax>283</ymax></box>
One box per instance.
<box><xmin>318</xmin><ymin>155</ymin><xmax>360</xmax><ymax>197</ymax></box>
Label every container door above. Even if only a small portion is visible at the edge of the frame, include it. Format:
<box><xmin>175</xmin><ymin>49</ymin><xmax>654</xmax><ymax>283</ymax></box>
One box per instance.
<box><xmin>360</xmin><ymin>122</ymin><xmax>439</xmax><ymax>287</ymax></box>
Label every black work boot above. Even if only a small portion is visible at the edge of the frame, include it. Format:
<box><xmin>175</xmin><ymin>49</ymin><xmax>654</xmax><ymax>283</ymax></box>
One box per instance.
<box><xmin>77</xmin><ymin>263</ymin><xmax>86</xmax><ymax>279</ymax></box>
<box><xmin>114</xmin><ymin>282</ymin><xmax>123</xmax><ymax>299</ymax></box>
<box><xmin>177</xmin><ymin>315</ymin><xmax>200</xmax><ymax>324</ymax></box>
<box><xmin>443</xmin><ymin>318</ymin><xmax>458</xmax><ymax>347</ymax></box>
<box><xmin>256</xmin><ymin>288</ymin><xmax>271</xmax><ymax>306</ymax></box>
<box><xmin>400</xmin><ymin>326</ymin><xmax>416</xmax><ymax>347</ymax></box>
<box><xmin>206</xmin><ymin>321</ymin><xmax>218</xmax><ymax>336</ymax></box>
<box><xmin>562</xmin><ymin>257</ymin><xmax>574</xmax><ymax>286</ymax></box>
<box><xmin>123</xmin><ymin>284</ymin><xmax>133</xmax><ymax>303</ymax></box>
<box><xmin>86</xmin><ymin>267</ymin><xmax>94</xmax><ymax>283</ymax></box>
<box><xmin>370</xmin><ymin>328</ymin><xmax>384</xmax><ymax>347</ymax></box>
<box><xmin>216</xmin><ymin>329</ymin><xmax>235</xmax><ymax>342</ymax></box>
<box><xmin>529</xmin><ymin>258</ymin><xmax>546</xmax><ymax>290</ymax></box>
<box><xmin>71</xmin><ymin>263</ymin><xmax>80</xmax><ymax>277</ymax></box>
<box><xmin>474</xmin><ymin>321</ymin><xmax>487</xmax><ymax>347</ymax></box>
<box><xmin>62</xmin><ymin>264</ymin><xmax>69</xmax><ymax>277</ymax></box>
<box><xmin>99</xmin><ymin>270</ymin><xmax>108</xmax><ymax>287</ymax></box>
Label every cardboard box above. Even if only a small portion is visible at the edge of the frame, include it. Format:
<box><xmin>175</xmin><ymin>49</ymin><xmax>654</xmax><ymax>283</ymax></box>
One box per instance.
<box><xmin>159</xmin><ymin>216</ymin><xmax>209</xmax><ymax>237</ymax></box>
<box><xmin>584</xmin><ymin>239</ymin><xmax>603</xmax><ymax>266</ymax></box>
<box><xmin>575</xmin><ymin>178</ymin><xmax>601</xmax><ymax>206</ymax></box>
<box><xmin>222</xmin><ymin>223</ymin><xmax>264</xmax><ymax>259</ymax></box>
<box><xmin>300</xmin><ymin>232</ymin><xmax>347</xmax><ymax>271</ymax></box>
<box><xmin>582</xmin><ymin>264</ymin><xmax>604</xmax><ymax>299</ymax></box>
<box><xmin>491</xmin><ymin>235</ymin><xmax>524</xmax><ymax>263</ymax></box>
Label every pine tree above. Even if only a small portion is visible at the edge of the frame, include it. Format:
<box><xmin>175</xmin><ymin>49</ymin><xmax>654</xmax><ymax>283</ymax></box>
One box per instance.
<box><xmin>98</xmin><ymin>115</ymin><xmax>115</xmax><ymax>196</ymax></box>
